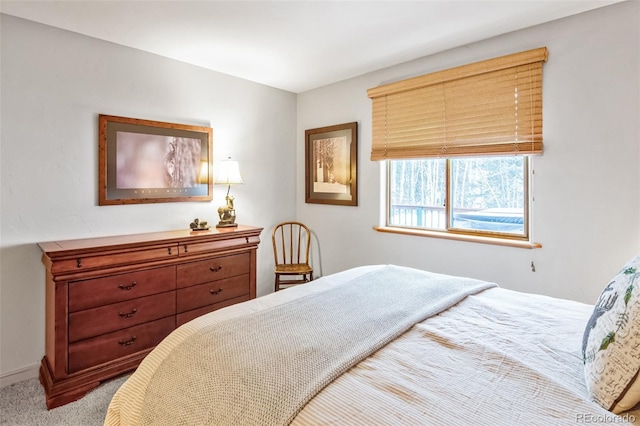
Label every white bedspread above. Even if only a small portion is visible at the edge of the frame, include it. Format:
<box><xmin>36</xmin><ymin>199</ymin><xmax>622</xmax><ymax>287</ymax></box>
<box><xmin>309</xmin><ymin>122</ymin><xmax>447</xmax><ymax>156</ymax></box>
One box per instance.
<box><xmin>105</xmin><ymin>265</ymin><xmax>640</xmax><ymax>425</ymax></box>
<box><xmin>136</xmin><ymin>265</ymin><xmax>494</xmax><ymax>425</ymax></box>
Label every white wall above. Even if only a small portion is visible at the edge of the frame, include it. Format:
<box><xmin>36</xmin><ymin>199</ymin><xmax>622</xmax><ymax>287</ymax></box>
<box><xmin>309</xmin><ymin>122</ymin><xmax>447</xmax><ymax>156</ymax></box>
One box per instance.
<box><xmin>297</xmin><ymin>2</ymin><xmax>640</xmax><ymax>304</ymax></box>
<box><xmin>0</xmin><ymin>15</ymin><xmax>297</xmax><ymax>382</ymax></box>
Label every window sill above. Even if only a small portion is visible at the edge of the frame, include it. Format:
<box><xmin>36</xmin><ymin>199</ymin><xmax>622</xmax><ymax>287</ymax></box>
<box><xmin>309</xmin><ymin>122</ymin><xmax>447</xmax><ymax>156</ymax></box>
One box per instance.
<box><xmin>373</xmin><ymin>226</ymin><xmax>542</xmax><ymax>249</ymax></box>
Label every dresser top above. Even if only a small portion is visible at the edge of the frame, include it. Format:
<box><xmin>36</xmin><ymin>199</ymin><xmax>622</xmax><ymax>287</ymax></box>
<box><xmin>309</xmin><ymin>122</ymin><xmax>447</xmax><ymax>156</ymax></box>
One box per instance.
<box><xmin>38</xmin><ymin>225</ymin><xmax>263</xmax><ymax>256</ymax></box>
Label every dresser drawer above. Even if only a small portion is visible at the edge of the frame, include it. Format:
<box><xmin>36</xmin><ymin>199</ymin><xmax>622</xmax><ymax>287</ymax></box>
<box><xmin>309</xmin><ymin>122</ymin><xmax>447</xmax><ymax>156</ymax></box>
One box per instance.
<box><xmin>176</xmin><ymin>253</ymin><xmax>250</xmax><ymax>289</ymax></box>
<box><xmin>176</xmin><ymin>274</ymin><xmax>249</xmax><ymax>313</ymax></box>
<box><xmin>177</xmin><ymin>294</ymin><xmax>251</xmax><ymax>327</ymax></box>
<box><xmin>180</xmin><ymin>235</ymin><xmax>259</xmax><ymax>256</ymax></box>
<box><xmin>68</xmin><ymin>266</ymin><xmax>175</xmax><ymax>312</ymax></box>
<box><xmin>51</xmin><ymin>244</ymin><xmax>178</xmax><ymax>275</ymax></box>
<box><xmin>68</xmin><ymin>316</ymin><xmax>175</xmax><ymax>374</ymax></box>
<box><xmin>68</xmin><ymin>291</ymin><xmax>176</xmax><ymax>343</ymax></box>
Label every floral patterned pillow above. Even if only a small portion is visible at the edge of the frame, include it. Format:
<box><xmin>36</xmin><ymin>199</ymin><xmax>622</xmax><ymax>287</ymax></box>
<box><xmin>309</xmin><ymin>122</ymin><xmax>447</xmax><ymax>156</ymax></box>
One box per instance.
<box><xmin>583</xmin><ymin>254</ymin><xmax>640</xmax><ymax>413</ymax></box>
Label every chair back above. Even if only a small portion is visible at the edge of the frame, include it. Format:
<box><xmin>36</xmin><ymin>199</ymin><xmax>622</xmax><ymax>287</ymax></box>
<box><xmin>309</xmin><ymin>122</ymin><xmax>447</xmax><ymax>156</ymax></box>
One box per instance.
<box><xmin>272</xmin><ymin>222</ymin><xmax>311</xmax><ymax>266</ymax></box>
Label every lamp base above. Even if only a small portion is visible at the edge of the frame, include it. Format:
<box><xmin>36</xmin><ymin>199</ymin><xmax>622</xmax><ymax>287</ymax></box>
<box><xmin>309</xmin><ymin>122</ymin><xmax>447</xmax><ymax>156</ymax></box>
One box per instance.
<box><xmin>217</xmin><ymin>194</ymin><xmax>237</xmax><ymax>229</ymax></box>
<box><xmin>216</xmin><ymin>223</ymin><xmax>238</xmax><ymax>228</ymax></box>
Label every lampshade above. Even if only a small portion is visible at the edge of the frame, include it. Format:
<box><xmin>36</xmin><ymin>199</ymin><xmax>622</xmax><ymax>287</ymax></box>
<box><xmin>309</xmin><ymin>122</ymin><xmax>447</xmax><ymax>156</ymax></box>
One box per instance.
<box><xmin>214</xmin><ymin>158</ymin><xmax>244</xmax><ymax>185</ymax></box>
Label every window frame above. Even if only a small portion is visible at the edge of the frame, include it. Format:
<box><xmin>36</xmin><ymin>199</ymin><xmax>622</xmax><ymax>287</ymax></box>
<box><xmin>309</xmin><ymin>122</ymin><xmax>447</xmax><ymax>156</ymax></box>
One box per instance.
<box><xmin>384</xmin><ymin>155</ymin><xmax>532</xmax><ymax>244</ymax></box>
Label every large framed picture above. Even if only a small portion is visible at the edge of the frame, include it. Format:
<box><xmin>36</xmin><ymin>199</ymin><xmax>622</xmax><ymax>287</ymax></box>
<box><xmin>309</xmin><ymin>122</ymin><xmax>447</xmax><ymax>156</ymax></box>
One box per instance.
<box><xmin>305</xmin><ymin>122</ymin><xmax>357</xmax><ymax>206</ymax></box>
<box><xmin>99</xmin><ymin>115</ymin><xmax>213</xmax><ymax>205</ymax></box>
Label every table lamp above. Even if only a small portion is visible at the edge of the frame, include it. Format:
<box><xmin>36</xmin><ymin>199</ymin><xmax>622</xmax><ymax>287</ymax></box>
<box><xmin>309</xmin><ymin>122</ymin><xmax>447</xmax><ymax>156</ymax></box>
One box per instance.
<box><xmin>214</xmin><ymin>157</ymin><xmax>243</xmax><ymax>228</ymax></box>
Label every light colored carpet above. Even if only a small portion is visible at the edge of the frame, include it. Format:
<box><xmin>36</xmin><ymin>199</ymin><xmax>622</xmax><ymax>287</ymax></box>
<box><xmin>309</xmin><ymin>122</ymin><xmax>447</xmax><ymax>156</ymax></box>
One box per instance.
<box><xmin>0</xmin><ymin>375</ymin><xmax>128</xmax><ymax>426</ymax></box>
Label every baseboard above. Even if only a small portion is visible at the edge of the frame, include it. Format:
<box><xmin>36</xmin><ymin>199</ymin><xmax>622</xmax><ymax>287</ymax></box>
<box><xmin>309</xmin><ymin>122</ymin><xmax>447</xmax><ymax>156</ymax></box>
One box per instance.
<box><xmin>0</xmin><ymin>363</ymin><xmax>40</xmax><ymax>387</ymax></box>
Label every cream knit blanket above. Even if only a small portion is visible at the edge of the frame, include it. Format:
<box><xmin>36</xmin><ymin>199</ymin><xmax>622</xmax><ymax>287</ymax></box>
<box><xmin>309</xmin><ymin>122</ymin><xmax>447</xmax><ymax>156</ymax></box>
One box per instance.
<box><xmin>138</xmin><ymin>265</ymin><xmax>496</xmax><ymax>425</ymax></box>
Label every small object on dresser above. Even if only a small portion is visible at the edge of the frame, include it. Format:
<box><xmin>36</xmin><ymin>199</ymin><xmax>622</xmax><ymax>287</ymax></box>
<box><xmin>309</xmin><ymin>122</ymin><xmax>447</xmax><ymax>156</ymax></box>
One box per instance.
<box><xmin>189</xmin><ymin>218</ymin><xmax>210</xmax><ymax>231</ymax></box>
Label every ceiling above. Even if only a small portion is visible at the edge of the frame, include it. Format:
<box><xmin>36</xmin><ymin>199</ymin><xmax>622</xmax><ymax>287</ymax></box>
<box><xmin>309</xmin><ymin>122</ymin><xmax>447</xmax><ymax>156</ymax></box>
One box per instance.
<box><xmin>0</xmin><ymin>1</ymin><xmax>623</xmax><ymax>93</ymax></box>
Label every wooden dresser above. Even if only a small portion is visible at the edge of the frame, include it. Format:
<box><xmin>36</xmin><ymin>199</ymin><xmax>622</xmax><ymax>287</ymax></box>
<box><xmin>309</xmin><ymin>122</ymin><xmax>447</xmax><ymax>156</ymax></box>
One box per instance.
<box><xmin>38</xmin><ymin>225</ymin><xmax>262</xmax><ymax>409</ymax></box>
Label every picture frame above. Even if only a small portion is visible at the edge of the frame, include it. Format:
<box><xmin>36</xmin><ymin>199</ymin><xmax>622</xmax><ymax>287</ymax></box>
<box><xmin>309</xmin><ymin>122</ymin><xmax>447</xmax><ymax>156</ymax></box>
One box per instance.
<box><xmin>98</xmin><ymin>114</ymin><xmax>213</xmax><ymax>205</ymax></box>
<box><xmin>305</xmin><ymin>122</ymin><xmax>357</xmax><ymax>206</ymax></box>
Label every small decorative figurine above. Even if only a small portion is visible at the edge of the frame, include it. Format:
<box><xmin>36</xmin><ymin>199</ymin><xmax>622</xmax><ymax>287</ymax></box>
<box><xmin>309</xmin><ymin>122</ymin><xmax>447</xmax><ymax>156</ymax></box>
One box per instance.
<box><xmin>189</xmin><ymin>218</ymin><xmax>210</xmax><ymax>231</ymax></box>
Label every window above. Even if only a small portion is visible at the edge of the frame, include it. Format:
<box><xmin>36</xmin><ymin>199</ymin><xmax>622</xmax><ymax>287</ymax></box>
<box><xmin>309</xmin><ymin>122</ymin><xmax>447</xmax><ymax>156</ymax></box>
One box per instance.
<box><xmin>388</xmin><ymin>156</ymin><xmax>528</xmax><ymax>239</ymax></box>
<box><xmin>368</xmin><ymin>47</ymin><xmax>547</xmax><ymax>245</ymax></box>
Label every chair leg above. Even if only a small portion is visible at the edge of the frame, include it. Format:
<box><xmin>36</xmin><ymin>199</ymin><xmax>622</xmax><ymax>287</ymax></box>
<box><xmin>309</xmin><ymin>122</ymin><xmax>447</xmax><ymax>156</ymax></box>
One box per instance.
<box><xmin>274</xmin><ymin>274</ymin><xmax>279</xmax><ymax>292</ymax></box>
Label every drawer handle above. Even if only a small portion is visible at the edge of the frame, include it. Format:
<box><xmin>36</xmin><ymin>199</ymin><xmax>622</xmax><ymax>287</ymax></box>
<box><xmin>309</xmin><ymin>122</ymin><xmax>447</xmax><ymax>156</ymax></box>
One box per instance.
<box><xmin>118</xmin><ymin>282</ymin><xmax>137</xmax><ymax>291</ymax></box>
<box><xmin>209</xmin><ymin>266</ymin><xmax>222</xmax><ymax>273</ymax></box>
<box><xmin>168</xmin><ymin>247</ymin><xmax>173</xmax><ymax>255</ymax></box>
<box><xmin>76</xmin><ymin>258</ymin><xmax>82</xmax><ymax>268</ymax></box>
<box><xmin>210</xmin><ymin>288</ymin><xmax>223</xmax><ymax>295</ymax></box>
<box><xmin>184</xmin><ymin>244</ymin><xmax>188</xmax><ymax>253</ymax></box>
<box><xmin>118</xmin><ymin>336</ymin><xmax>137</xmax><ymax>347</ymax></box>
<box><xmin>118</xmin><ymin>308</ymin><xmax>137</xmax><ymax>318</ymax></box>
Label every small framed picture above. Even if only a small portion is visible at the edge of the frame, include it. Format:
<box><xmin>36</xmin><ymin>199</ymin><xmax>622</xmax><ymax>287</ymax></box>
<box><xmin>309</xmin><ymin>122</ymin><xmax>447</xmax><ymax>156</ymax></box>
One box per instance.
<box><xmin>305</xmin><ymin>122</ymin><xmax>357</xmax><ymax>206</ymax></box>
<box><xmin>99</xmin><ymin>115</ymin><xmax>213</xmax><ymax>205</ymax></box>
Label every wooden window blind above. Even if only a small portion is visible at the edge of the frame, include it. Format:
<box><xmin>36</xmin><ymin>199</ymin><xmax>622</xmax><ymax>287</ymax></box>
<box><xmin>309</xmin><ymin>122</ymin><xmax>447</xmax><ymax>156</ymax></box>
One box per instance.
<box><xmin>368</xmin><ymin>47</ymin><xmax>548</xmax><ymax>160</ymax></box>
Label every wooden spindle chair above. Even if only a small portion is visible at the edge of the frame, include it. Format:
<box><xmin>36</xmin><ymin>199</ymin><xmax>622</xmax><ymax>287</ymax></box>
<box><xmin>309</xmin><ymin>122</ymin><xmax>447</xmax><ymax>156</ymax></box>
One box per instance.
<box><xmin>272</xmin><ymin>222</ymin><xmax>313</xmax><ymax>291</ymax></box>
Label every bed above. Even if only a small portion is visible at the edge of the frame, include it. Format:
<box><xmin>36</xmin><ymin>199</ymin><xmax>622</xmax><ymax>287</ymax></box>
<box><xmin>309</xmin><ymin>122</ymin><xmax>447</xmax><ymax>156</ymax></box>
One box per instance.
<box><xmin>105</xmin><ymin>264</ymin><xmax>640</xmax><ymax>425</ymax></box>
